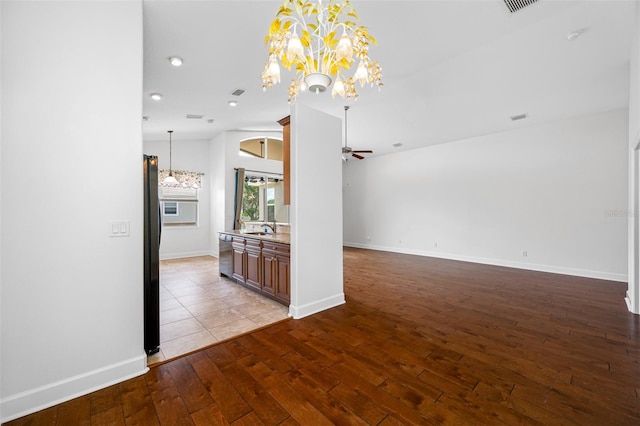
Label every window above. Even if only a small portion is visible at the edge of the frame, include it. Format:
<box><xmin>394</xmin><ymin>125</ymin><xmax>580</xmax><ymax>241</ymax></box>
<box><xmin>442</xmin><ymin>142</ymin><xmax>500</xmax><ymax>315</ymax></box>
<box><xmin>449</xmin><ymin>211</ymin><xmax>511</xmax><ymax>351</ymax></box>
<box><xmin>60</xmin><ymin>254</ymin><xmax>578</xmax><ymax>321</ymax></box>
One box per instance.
<box><xmin>241</xmin><ymin>174</ymin><xmax>288</xmax><ymax>223</ymax></box>
<box><xmin>160</xmin><ymin>187</ymin><xmax>198</xmax><ymax>225</ymax></box>
<box><xmin>163</xmin><ymin>202</ymin><xmax>178</xmax><ymax>216</ymax></box>
<box><xmin>239</xmin><ymin>137</ymin><xmax>283</xmax><ymax>161</ymax></box>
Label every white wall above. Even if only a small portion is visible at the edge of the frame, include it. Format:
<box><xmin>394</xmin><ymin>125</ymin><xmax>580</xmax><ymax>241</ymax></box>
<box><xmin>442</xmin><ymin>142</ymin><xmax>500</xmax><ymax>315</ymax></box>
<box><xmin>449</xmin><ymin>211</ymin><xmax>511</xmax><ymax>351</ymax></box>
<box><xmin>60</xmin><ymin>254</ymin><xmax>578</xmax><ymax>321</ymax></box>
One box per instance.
<box><xmin>1</xmin><ymin>1</ymin><xmax>145</xmax><ymax>421</ymax></box>
<box><xmin>0</xmin><ymin>3</ymin><xmax>4</xmax><ymax>420</ymax></box>
<box><xmin>627</xmin><ymin>1</ymin><xmax>640</xmax><ymax>314</ymax></box>
<box><xmin>210</xmin><ymin>132</ymin><xmax>227</xmax><ymax>257</ymax></box>
<box><xmin>144</xmin><ymin>138</ymin><xmax>211</xmax><ymax>259</ymax></box>
<box><xmin>290</xmin><ymin>104</ymin><xmax>345</xmax><ymax>318</ymax></box>
<box><xmin>344</xmin><ymin>109</ymin><xmax>628</xmax><ymax>282</ymax></box>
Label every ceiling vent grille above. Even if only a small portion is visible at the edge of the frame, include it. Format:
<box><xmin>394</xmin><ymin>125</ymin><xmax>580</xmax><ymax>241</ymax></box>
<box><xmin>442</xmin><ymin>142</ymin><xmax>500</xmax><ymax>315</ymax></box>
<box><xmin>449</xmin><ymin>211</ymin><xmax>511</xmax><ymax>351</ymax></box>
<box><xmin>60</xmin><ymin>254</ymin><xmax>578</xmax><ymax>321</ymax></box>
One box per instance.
<box><xmin>231</xmin><ymin>89</ymin><xmax>245</xmax><ymax>96</ymax></box>
<box><xmin>186</xmin><ymin>114</ymin><xmax>204</xmax><ymax>119</ymax></box>
<box><xmin>503</xmin><ymin>0</ymin><xmax>538</xmax><ymax>13</ymax></box>
<box><xmin>510</xmin><ymin>113</ymin><xmax>528</xmax><ymax>121</ymax></box>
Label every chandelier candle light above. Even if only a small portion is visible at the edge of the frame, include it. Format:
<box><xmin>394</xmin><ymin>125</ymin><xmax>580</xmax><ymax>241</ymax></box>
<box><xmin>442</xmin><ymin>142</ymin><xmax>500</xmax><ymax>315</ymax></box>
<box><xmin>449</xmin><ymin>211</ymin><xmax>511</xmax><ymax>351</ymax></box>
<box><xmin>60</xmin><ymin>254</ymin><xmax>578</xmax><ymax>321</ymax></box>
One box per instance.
<box><xmin>261</xmin><ymin>0</ymin><xmax>383</xmax><ymax>103</ymax></box>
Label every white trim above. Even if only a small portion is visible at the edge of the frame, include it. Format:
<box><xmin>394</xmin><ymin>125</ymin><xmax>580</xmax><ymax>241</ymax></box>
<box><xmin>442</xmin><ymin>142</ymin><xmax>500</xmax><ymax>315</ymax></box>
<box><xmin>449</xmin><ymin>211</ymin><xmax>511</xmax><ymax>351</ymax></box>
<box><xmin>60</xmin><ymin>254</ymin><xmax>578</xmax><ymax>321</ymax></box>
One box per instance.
<box><xmin>159</xmin><ymin>250</ymin><xmax>215</xmax><ymax>260</ymax></box>
<box><xmin>288</xmin><ymin>293</ymin><xmax>345</xmax><ymax>319</ymax></box>
<box><xmin>344</xmin><ymin>242</ymin><xmax>628</xmax><ymax>283</ymax></box>
<box><xmin>1</xmin><ymin>353</ymin><xmax>148</xmax><ymax>423</ymax></box>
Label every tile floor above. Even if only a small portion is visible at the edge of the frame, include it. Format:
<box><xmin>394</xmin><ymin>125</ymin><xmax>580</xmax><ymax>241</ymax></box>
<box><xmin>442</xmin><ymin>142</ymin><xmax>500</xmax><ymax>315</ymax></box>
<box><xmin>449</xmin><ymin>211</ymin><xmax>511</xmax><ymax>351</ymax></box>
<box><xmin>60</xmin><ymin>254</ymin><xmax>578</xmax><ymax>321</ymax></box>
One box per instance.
<box><xmin>147</xmin><ymin>256</ymin><xmax>290</xmax><ymax>365</ymax></box>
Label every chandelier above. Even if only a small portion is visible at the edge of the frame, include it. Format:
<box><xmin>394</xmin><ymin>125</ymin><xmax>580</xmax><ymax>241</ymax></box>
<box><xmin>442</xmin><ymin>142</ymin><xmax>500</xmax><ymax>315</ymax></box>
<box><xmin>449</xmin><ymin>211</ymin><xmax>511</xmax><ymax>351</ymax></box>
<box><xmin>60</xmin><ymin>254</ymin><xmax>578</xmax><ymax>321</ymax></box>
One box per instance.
<box><xmin>261</xmin><ymin>0</ymin><xmax>383</xmax><ymax>103</ymax></box>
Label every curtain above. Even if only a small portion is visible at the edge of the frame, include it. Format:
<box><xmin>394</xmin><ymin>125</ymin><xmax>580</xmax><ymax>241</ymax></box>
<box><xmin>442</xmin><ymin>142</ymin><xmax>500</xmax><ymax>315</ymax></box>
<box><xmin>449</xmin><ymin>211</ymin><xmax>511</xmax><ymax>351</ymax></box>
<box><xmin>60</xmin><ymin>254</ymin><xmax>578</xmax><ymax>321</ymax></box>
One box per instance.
<box><xmin>234</xmin><ymin>168</ymin><xmax>245</xmax><ymax>230</ymax></box>
<box><xmin>159</xmin><ymin>169</ymin><xmax>204</xmax><ymax>188</ymax></box>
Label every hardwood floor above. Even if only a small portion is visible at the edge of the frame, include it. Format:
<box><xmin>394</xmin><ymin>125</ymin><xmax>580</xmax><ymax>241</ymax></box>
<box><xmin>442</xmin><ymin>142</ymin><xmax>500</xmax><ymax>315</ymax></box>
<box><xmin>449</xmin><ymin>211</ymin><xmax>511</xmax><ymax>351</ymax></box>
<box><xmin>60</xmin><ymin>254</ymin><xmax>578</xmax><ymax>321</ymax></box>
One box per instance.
<box><xmin>7</xmin><ymin>248</ymin><xmax>640</xmax><ymax>425</ymax></box>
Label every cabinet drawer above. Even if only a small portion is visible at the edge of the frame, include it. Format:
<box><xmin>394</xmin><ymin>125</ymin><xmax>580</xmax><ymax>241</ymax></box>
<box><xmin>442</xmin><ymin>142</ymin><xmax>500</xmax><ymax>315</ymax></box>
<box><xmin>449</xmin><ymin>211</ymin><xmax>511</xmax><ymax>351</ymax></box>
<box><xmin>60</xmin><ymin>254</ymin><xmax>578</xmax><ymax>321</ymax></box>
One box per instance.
<box><xmin>231</xmin><ymin>236</ymin><xmax>246</xmax><ymax>245</ymax></box>
<box><xmin>246</xmin><ymin>238</ymin><xmax>262</xmax><ymax>251</ymax></box>
<box><xmin>262</xmin><ymin>242</ymin><xmax>290</xmax><ymax>255</ymax></box>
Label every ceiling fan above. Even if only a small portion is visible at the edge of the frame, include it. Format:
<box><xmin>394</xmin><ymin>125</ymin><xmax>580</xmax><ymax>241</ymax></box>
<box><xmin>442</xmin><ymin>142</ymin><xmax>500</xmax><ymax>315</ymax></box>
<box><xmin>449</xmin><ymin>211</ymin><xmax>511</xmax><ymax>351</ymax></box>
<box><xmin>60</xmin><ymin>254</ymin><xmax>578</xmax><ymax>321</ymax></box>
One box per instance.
<box><xmin>342</xmin><ymin>106</ymin><xmax>373</xmax><ymax>161</ymax></box>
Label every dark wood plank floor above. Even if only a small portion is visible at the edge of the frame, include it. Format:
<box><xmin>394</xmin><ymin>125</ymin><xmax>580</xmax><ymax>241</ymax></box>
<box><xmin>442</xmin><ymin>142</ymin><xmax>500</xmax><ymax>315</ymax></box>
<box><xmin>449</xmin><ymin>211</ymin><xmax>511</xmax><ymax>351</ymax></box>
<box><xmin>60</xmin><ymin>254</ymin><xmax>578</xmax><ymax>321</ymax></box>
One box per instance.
<box><xmin>6</xmin><ymin>248</ymin><xmax>640</xmax><ymax>425</ymax></box>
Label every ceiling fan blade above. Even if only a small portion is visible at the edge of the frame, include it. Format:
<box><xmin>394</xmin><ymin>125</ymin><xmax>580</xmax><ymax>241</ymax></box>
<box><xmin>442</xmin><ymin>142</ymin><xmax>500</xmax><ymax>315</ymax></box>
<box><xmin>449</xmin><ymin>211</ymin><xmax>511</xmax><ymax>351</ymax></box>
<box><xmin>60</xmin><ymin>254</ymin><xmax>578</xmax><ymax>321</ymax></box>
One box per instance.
<box><xmin>352</xmin><ymin>153</ymin><xmax>365</xmax><ymax>160</ymax></box>
<box><xmin>352</xmin><ymin>150</ymin><xmax>373</xmax><ymax>153</ymax></box>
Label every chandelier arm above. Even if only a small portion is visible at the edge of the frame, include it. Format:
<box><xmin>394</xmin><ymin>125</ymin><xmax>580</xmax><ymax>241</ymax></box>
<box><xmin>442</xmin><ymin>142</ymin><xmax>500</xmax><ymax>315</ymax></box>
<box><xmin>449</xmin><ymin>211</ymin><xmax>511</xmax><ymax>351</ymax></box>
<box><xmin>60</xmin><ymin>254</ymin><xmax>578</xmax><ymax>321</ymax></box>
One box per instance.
<box><xmin>279</xmin><ymin>12</ymin><xmax>315</xmax><ymax>73</ymax></box>
<box><xmin>316</xmin><ymin>4</ymin><xmax>325</xmax><ymax>72</ymax></box>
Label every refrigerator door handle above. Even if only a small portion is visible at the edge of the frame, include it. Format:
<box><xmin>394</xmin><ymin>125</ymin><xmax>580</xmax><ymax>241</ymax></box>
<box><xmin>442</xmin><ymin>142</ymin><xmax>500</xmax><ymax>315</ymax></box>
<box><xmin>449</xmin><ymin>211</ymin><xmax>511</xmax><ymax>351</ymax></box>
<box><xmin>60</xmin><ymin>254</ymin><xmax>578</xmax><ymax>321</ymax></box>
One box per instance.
<box><xmin>158</xmin><ymin>201</ymin><xmax>162</xmax><ymax>247</ymax></box>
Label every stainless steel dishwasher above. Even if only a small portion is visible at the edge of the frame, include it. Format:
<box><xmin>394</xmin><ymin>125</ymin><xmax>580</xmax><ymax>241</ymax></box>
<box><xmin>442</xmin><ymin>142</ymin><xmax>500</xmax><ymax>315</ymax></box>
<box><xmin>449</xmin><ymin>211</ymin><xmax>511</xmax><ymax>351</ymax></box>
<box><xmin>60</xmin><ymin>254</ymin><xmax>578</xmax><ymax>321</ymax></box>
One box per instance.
<box><xmin>218</xmin><ymin>233</ymin><xmax>233</xmax><ymax>278</ymax></box>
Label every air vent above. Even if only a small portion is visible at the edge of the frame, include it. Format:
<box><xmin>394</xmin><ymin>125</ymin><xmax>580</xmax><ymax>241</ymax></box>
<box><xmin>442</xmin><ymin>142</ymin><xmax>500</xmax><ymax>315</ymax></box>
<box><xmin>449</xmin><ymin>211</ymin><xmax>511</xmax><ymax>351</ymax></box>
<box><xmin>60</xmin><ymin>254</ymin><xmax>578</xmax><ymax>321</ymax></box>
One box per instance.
<box><xmin>392</xmin><ymin>143</ymin><xmax>403</xmax><ymax>147</ymax></box>
<box><xmin>231</xmin><ymin>89</ymin><xmax>245</xmax><ymax>96</ymax></box>
<box><xmin>510</xmin><ymin>113</ymin><xmax>528</xmax><ymax>121</ymax></box>
<box><xmin>186</xmin><ymin>114</ymin><xmax>204</xmax><ymax>119</ymax></box>
<box><xmin>503</xmin><ymin>0</ymin><xmax>538</xmax><ymax>13</ymax></box>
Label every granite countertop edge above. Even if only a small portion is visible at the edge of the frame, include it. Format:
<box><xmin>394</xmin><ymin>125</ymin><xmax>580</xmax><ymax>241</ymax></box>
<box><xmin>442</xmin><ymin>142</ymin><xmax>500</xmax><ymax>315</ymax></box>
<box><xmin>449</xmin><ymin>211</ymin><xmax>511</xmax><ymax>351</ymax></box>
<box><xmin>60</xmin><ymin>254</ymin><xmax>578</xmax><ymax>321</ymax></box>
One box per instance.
<box><xmin>220</xmin><ymin>230</ymin><xmax>290</xmax><ymax>245</ymax></box>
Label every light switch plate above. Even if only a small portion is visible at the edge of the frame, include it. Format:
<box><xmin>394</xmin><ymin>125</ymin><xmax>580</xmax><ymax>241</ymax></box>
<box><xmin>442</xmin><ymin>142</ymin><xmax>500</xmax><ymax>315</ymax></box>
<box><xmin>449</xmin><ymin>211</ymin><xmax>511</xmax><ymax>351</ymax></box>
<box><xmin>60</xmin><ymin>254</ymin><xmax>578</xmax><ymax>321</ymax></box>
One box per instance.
<box><xmin>110</xmin><ymin>220</ymin><xmax>130</xmax><ymax>237</ymax></box>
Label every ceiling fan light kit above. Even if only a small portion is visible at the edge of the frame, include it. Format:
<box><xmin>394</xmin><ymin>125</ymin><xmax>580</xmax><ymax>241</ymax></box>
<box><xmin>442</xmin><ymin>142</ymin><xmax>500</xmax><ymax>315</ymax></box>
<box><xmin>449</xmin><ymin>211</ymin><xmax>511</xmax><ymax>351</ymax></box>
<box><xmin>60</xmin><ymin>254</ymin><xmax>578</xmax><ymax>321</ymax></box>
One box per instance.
<box><xmin>261</xmin><ymin>0</ymin><xmax>383</xmax><ymax>103</ymax></box>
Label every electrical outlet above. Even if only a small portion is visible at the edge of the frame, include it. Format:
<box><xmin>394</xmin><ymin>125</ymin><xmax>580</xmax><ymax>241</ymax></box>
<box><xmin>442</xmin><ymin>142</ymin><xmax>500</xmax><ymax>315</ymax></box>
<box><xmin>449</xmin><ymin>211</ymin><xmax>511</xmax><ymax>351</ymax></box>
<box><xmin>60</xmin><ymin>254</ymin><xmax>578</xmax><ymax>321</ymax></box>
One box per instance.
<box><xmin>521</xmin><ymin>250</ymin><xmax>528</xmax><ymax>257</ymax></box>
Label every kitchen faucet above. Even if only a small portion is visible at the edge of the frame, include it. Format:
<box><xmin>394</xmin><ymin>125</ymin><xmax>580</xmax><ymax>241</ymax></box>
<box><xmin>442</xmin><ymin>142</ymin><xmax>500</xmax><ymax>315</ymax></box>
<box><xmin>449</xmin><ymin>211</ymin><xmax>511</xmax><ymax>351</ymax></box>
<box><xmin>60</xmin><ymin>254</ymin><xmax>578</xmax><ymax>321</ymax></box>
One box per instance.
<box><xmin>262</xmin><ymin>222</ymin><xmax>276</xmax><ymax>233</ymax></box>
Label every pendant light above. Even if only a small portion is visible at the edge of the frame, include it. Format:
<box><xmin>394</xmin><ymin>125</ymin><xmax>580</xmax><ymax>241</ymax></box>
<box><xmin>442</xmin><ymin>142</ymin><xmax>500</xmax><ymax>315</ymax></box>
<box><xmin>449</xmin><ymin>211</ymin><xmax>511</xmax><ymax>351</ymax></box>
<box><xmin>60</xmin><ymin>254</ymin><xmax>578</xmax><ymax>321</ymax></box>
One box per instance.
<box><xmin>163</xmin><ymin>130</ymin><xmax>179</xmax><ymax>185</ymax></box>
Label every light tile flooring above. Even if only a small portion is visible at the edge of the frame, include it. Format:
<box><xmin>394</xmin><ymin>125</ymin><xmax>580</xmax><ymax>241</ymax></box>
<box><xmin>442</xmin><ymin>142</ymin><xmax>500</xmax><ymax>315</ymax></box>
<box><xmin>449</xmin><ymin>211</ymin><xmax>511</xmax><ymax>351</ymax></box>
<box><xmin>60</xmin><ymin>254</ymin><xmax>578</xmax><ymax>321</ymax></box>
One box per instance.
<box><xmin>147</xmin><ymin>256</ymin><xmax>290</xmax><ymax>365</ymax></box>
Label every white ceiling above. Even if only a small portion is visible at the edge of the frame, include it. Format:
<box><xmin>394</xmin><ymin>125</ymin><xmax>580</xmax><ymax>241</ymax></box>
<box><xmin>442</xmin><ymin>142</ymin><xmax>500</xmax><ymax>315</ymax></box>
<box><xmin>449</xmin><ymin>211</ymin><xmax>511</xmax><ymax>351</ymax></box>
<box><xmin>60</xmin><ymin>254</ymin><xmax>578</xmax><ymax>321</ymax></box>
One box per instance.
<box><xmin>142</xmin><ymin>0</ymin><xmax>635</xmax><ymax>157</ymax></box>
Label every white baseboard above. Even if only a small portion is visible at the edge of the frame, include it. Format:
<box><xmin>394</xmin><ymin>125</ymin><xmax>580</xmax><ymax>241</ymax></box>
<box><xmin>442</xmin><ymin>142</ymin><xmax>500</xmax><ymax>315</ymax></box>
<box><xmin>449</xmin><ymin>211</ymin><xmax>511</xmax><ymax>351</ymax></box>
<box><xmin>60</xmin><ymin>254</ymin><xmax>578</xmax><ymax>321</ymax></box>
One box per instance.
<box><xmin>344</xmin><ymin>242</ymin><xmax>628</xmax><ymax>283</ymax></box>
<box><xmin>625</xmin><ymin>290</ymin><xmax>639</xmax><ymax>314</ymax></box>
<box><xmin>289</xmin><ymin>293</ymin><xmax>345</xmax><ymax>319</ymax></box>
<box><xmin>1</xmin><ymin>353</ymin><xmax>148</xmax><ymax>423</ymax></box>
<box><xmin>160</xmin><ymin>250</ymin><xmax>216</xmax><ymax>260</ymax></box>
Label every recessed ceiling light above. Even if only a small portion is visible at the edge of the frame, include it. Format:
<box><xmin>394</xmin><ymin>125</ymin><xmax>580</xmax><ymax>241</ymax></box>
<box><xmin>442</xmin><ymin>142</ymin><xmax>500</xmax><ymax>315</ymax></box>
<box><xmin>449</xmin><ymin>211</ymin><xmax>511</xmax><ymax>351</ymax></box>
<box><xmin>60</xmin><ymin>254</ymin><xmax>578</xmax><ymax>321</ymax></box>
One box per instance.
<box><xmin>567</xmin><ymin>28</ymin><xmax>586</xmax><ymax>41</ymax></box>
<box><xmin>169</xmin><ymin>57</ymin><xmax>183</xmax><ymax>66</ymax></box>
<box><xmin>228</xmin><ymin>100</ymin><xmax>238</xmax><ymax>107</ymax></box>
<box><xmin>567</xmin><ymin>32</ymin><xmax>580</xmax><ymax>41</ymax></box>
<box><xmin>150</xmin><ymin>93</ymin><xmax>162</xmax><ymax>101</ymax></box>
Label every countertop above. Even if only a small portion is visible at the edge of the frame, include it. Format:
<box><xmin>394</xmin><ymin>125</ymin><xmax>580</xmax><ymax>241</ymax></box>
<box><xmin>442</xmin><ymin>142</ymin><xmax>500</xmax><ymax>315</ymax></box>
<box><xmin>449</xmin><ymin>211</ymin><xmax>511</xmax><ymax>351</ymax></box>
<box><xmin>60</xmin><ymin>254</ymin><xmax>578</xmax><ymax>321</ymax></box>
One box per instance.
<box><xmin>220</xmin><ymin>230</ymin><xmax>290</xmax><ymax>245</ymax></box>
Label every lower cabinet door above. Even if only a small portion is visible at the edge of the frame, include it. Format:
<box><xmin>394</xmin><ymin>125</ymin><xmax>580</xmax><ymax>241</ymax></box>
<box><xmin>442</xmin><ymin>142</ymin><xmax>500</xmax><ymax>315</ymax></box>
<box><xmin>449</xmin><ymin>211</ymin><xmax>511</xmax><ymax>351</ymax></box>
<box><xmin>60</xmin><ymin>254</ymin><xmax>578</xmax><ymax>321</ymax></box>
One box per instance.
<box><xmin>276</xmin><ymin>254</ymin><xmax>290</xmax><ymax>303</ymax></box>
<box><xmin>262</xmin><ymin>253</ymin><xmax>277</xmax><ymax>295</ymax></box>
<box><xmin>232</xmin><ymin>244</ymin><xmax>246</xmax><ymax>283</ymax></box>
<box><xmin>245</xmin><ymin>248</ymin><xmax>261</xmax><ymax>290</ymax></box>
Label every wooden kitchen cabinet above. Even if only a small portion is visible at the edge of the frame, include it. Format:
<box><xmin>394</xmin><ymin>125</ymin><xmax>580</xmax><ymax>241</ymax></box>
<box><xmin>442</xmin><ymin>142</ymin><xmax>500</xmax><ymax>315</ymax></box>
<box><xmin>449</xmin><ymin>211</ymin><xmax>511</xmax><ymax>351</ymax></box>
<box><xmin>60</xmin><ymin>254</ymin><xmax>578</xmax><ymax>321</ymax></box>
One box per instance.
<box><xmin>262</xmin><ymin>250</ymin><xmax>277</xmax><ymax>296</ymax></box>
<box><xmin>224</xmin><ymin>233</ymin><xmax>290</xmax><ymax>306</ymax></box>
<box><xmin>278</xmin><ymin>115</ymin><xmax>290</xmax><ymax>205</ymax></box>
<box><xmin>231</xmin><ymin>236</ymin><xmax>246</xmax><ymax>283</ymax></box>
<box><xmin>275</xmin><ymin>252</ymin><xmax>290</xmax><ymax>304</ymax></box>
<box><xmin>245</xmin><ymin>238</ymin><xmax>262</xmax><ymax>290</ymax></box>
<box><xmin>262</xmin><ymin>241</ymin><xmax>290</xmax><ymax>304</ymax></box>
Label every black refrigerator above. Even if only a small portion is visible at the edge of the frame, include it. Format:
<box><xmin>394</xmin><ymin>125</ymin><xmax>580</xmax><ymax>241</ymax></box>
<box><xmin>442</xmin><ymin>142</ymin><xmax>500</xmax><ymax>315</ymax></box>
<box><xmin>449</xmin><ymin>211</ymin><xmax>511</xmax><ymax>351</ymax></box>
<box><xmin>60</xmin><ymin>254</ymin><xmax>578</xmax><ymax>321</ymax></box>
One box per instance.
<box><xmin>143</xmin><ymin>155</ymin><xmax>161</xmax><ymax>355</ymax></box>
